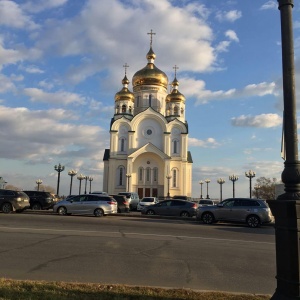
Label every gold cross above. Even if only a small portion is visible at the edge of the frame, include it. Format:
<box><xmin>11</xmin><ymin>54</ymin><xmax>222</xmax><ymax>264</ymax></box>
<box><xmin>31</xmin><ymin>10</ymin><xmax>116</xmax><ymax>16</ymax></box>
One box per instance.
<box><xmin>173</xmin><ymin>65</ymin><xmax>179</xmax><ymax>77</ymax></box>
<box><xmin>147</xmin><ymin>29</ymin><xmax>156</xmax><ymax>46</ymax></box>
<box><xmin>123</xmin><ymin>63</ymin><xmax>129</xmax><ymax>75</ymax></box>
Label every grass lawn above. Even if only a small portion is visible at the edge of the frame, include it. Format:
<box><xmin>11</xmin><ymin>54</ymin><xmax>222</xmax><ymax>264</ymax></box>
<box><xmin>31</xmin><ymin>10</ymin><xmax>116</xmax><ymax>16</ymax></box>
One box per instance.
<box><xmin>0</xmin><ymin>278</ymin><xmax>271</xmax><ymax>300</ymax></box>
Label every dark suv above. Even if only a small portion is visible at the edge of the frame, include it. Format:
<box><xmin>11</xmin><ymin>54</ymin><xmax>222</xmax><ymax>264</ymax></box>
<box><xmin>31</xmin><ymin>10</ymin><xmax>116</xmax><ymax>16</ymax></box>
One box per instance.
<box><xmin>23</xmin><ymin>191</ymin><xmax>56</xmax><ymax>210</ymax></box>
<box><xmin>0</xmin><ymin>189</ymin><xmax>30</xmax><ymax>213</ymax></box>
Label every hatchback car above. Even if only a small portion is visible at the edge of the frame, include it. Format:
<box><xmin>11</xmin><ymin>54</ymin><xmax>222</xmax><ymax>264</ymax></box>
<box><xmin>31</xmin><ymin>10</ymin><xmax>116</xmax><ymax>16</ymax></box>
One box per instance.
<box><xmin>141</xmin><ymin>199</ymin><xmax>198</xmax><ymax>217</ymax></box>
<box><xmin>110</xmin><ymin>194</ymin><xmax>130</xmax><ymax>213</ymax></box>
<box><xmin>198</xmin><ymin>199</ymin><xmax>216</xmax><ymax>206</ymax></box>
<box><xmin>137</xmin><ymin>197</ymin><xmax>159</xmax><ymax>211</ymax></box>
<box><xmin>23</xmin><ymin>190</ymin><xmax>57</xmax><ymax>210</ymax></box>
<box><xmin>53</xmin><ymin>194</ymin><xmax>117</xmax><ymax>217</ymax></box>
<box><xmin>0</xmin><ymin>189</ymin><xmax>30</xmax><ymax>213</ymax></box>
<box><xmin>118</xmin><ymin>192</ymin><xmax>140</xmax><ymax>210</ymax></box>
<box><xmin>196</xmin><ymin>198</ymin><xmax>273</xmax><ymax>228</ymax></box>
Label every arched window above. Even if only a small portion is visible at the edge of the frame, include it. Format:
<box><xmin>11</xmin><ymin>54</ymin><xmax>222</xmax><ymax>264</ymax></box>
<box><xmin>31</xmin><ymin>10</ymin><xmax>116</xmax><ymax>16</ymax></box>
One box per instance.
<box><xmin>139</xmin><ymin>167</ymin><xmax>144</xmax><ymax>182</ymax></box>
<box><xmin>118</xmin><ymin>166</ymin><xmax>125</xmax><ymax>186</ymax></box>
<box><xmin>120</xmin><ymin>138</ymin><xmax>125</xmax><ymax>152</ymax></box>
<box><xmin>172</xmin><ymin>169</ymin><xmax>177</xmax><ymax>187</ymax></box>
<box><xmin>146</xmin><ymin>167</ymin><xmax>151</xmax><ymax>182</ymax></box>
<box><xmin>172</xmin><ymin>139</ymin><xmax>180</xmax><ymax>155</ymax></box>
<box><xmin>149</xmin><ymin>94</ymin><xmax>152</xmax><ymax>107</ymax></box>
<box><xmin>174</xmin><ymin>106</ymin><xmax>179</xmax><ymax>115</ymax></box>
<box><xmin>122</xmin><ymin>105</ymin><xmax>126</xmax><ymax>113</ymax></box>
<box><xmin>153</xmin><ymin>168</ymin><xmax>158</xmax><ymax>183</ymax></box>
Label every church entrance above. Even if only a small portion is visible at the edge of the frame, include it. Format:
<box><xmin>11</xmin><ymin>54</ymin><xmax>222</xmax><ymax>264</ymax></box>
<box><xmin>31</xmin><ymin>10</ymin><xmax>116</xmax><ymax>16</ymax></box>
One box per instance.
<box><xmin>137</xmin><ymin>187</ymin><xmax>159</xmax><ymax>198</ymax></box>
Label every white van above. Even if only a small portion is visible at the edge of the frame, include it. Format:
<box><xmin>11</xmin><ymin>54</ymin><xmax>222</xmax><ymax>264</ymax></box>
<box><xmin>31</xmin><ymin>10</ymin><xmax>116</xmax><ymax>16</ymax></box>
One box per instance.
<box><xmin>118</xmin><ymin>192</ymin><xmax>140</xmax><ymax>210</ymax></box>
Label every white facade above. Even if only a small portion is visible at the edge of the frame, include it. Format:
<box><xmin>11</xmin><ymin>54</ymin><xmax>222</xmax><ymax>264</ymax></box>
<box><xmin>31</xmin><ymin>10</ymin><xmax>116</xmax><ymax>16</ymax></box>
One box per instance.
<box><xmin>103</xmin><ymin>43</ymin><xmax>193</xmax><ymax>199</ymax></box>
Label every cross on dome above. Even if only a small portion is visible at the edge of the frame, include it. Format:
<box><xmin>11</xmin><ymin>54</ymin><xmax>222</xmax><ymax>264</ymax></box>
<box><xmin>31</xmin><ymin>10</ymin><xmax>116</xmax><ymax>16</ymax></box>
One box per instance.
<box><xmin>147</xmin><ymin>29</ymin><xmax>156</xmax><ymax>46</ymax></box>
<box><xmin>123</xmin><ymin>63</ymin><xmax>129</xmax><ymax>75</ymax></box>
<box><xmin>173</xmin><ymin>65</ymin><xmax>179</xmax><ymax>77</ymax></box>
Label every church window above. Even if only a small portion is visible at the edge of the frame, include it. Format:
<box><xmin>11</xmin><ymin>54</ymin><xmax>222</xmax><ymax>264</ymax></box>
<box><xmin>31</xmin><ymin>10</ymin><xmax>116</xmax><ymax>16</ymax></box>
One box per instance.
<box><xmin>146</xmin><ymin>167</ymin><xmax>151</xmax><ymax>182</ymax></box>
<box><xmin>122</xmin><ymin>105</ymin><xmax>126</xmax><ymax>113</ymax></box>
<box><xmin>129</xmin><ymin>106</ymin><xmax>132</xmax><ymax>114</ymax></box>
<box><xmin>149</xmin><ymin>94</ymin><xmax>152</xmax><ymax>107</ymax></box>
<box><xmin>153</xmin><ymin>168</ymin><xmax>158</xmax><ymax>182</ymax></box>
<box><xmin>181</xmin><ymin>108</ymin><xmax>184</xmax><ymax>115</ymax></box>
<box><xmin>117</xmin><ymin>105</ymin><xmax>120</xmax><ymax>113</ymax></box>
<box><xmin>120</xmin><ymin>138</ymin><xmax>125</xmax><ymax>152</ymax></box>
<box><xmin>139</xmin><ymin>167</ymin><xmax>144</xmax><ymax>182</ymax></box>
<box><xmin>172</xmin><ymin>169</ymin><xmax>177</xmax><ymax>187</ymax></box>
<box><xmin>174</xmin><ymin>106</ymin><xmax>179</xmax><ymax>115</ymax></box>
<box><xmin>172</xmin><ymin>139</ymin><xmax>180</xmax><ymax>154</ymax></box>
<box><xmin>118</xmin><ymin>166</ymin><xmax>125</xmax><ymax>186</ymax></box>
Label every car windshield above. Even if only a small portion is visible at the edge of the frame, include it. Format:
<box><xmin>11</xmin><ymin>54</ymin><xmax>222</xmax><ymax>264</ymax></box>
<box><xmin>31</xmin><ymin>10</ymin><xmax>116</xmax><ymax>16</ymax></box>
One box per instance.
<box><xmin>142</xmin><ymin>198</ymin><xmax>155</xmax><ymax>202</ymax></box>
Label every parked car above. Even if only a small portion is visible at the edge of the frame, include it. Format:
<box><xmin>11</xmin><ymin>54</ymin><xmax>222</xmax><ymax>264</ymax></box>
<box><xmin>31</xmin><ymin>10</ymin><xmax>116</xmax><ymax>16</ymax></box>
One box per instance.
<box><xmin>198</xmin><ymin>199</ymin><xmax>216</xmax><ymax>206</ymax></box>
<box><xmin>90</xmin><ymin>191</ymin><xmax>108</xmax><ymax>195</ymax></box>
<box><xmin>196</xmin><ymin>198</ymin><xmax>273</xmax><ymax>228</ymax></box>
<box><xmin>53</xmin><ymin>194</ymin><xmax>117</xmax><ymax>217</ymax></box>
<box><xmin>110</xmin><ymin>194</ymin><xmax>130</xmax><ymax>213</ymax></box>
<box><xmin>141</xmin><ymin>199</ymin><xmax>198</xmax><ymax>217</ymax></box>
<box><xmin>173</xmin><ymin>195</ymin><xmax>191</xmax><ymax>201</ymax></box>
<box><xmin>23</xmin><ymin>190</ymin><xmax>57</xmax><ymax>210</ymax></box>
<box><xmin>137</xmin><ymin>197</ymin><xmax>159</xmax><ymax>211</ymax></box>
<box><xmin>0</xmin><ymin>189</ymin><xmax>30</xmax><ymax>213</ymax></box>
<box><xmin>118</xmin><ymin>192</ymin><xmax>140</xmax><ymax>210</ymax></box>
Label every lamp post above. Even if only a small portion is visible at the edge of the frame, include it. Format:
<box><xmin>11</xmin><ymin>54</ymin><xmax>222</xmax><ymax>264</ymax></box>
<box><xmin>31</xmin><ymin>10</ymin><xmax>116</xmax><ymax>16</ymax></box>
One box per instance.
<box><xmin>54</xmin><ymin>163</ymin><xmax>65</xmax><ymax>197</ymax></box>
<box><xmin>68</xmin><ymin>170</ymin><xmax>77</xmax><ymax>196</ymax></box>
<box><xmin>84</xmin><ymin>176</ymin><xmax>89</xmax><ymax>194</ymax></box>
<box><xmin>36</xmin><ymin>179</ymin><xmax>42</xmax><ymax>191</ymax></box>
<box><xmin>126</xmin><ymin>174</ymin><xmax>131</xmax><ymax>192</ymax></box>
<box><xmin>204</xmin><ymin>179</ymin><xmax>210</xmax><ymax>199</ymax></box>
<box><xmin>199</xmin><ymin>180</ymin><xmax>204</xmax><ymax>199</ymax></box>
<box><xmin>77</xmin><ymin>174</ymin><xmax>85</xmax><ymax>195</ymax></box>
<box><xmin>245</xmin><ymin>170</ymin><xmax>256</xmax><ymax>198</ymax></box>
<box><xmin>229</xmin><ymin>175</ymin><xmax>238</xmax><ymax>198</ymax></box>
<box><xmin>266</xmin><ymin>1</ymin><xmax>300</xmax><ymax>299</ymax></box>
<box><xmin>166</xmin><ymin>175</ymin><xmax>172</xmax><ymax>198</ymax></box>
<box><xmin>89</xmin><ymin>177</ymin><xmax>93</xmax><ymax>194</ymax></box>
<box><xmin>217</xmin><ymin>178</ymin><xmax>225</xmax><ymax>201</ymax></box>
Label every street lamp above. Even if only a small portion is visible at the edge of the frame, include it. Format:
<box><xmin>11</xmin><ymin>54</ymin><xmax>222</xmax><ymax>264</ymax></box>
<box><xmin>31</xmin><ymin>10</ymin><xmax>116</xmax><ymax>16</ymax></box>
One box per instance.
<box><xmin>54</xmin><ymin>163</ymin><xmax>65</xmax><ymax>197</ymax></box>
<box><xmin>68</xmin><ymin>170</ymin><xmax>77</xmax><ymax>196</ymax></box>
<box><xmin>229</xmin><ymin>175</ymin><xmax>238</xmax><ymax>198</ymax></box>
<box><xmin>84</xmin><ymin>176</ymin><xmax>89</xmax><ymax>194</ymax></box>
<box><xmin>245</xmin><ymin>170</ymin><xmax>256</xmax><ymax>198</ymax></box>
<box><xmin>36</xmin><ymin>179</ymin><xmax>42</xmax><ymax>191</ymax></box>
<box><xmin>199</xmin><ymin>180</ymin><xmax>204</xmax><ymax>199</ymax></box>
<box><xmin>217</xmin><ymin>178</ymin><xmax>225</xmax><ymax>201</ymax></box>
<box><xmin>77</xmin><ymin>174</ymin><xmax>85</xmax><ymax>195</ymax></box>
<box><xmin>204</xmin><ymin>179</ymin><xmax>210</xmax><ymax>199</ymax></box>
<box><xmin>88</xmin><ymin>177</ymin><xmax>93</xmax><ymax>193</ymax></box>
<box><xmin>126</xmin><ymin>174</ymin><xmax>131</xmax><ymax>192</ymax></box>
<box><xmin>166</xmin><ymin>175</ymin><xmax>172</xmax><ymax>198</ymax></box>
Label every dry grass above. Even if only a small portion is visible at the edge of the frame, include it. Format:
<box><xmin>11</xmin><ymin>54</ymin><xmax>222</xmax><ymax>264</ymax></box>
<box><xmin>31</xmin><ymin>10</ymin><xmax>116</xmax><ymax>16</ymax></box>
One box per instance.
<box><xmin>0</xmin><ymin>278</ymin><xmax>271</xmax><ymax>300</ymax></box>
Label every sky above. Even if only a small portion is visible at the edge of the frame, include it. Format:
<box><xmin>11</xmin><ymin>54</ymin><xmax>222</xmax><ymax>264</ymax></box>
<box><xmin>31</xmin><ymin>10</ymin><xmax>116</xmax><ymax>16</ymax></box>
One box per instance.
<box><xmin>0</xmin><ymin>0</ymin><xmax>299</xmax><ymax>199</ymax></box>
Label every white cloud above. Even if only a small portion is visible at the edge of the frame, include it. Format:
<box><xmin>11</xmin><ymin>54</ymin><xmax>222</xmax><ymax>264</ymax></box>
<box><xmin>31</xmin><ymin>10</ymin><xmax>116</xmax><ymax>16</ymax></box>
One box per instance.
<box><xmin>188</xmin><ymin>137</ymin><xmax>220</xmax><ymax>148</ymax></box>
<box><xmin>225</xmin><ymin>30</ymin><xmax>239</xmax><ymax>42</ymax></box>
<box><xmin>23</xmin><ymin>88</ymin><xmax>87</xmax><ymax>105</ymax></box>
<box><xmin>22</xmin><ymin>0</ymin><xmax>68</xmax><ymax>13</ymax></box>
<box><xmin>231</xmin><ymin>114</ymin><xmax>282</xmax><ymax>128</ymax></box>
<box><xmin>19</xmin><ymin>65</ymin><xmax>44</xmax><ymax>74</ymax></box>
<box><xmin>0</xmin><ymin>0</ymin><xmax>38</xmax><ymax>30</ymax></box>
<box><xmin>260</xmin><ymin>1</ymin><xmax>277</xmax><ymax>10</ymax></box>
<box><xmin>215</xmin><ymin>10</ymin><xmax>242</xmax><ymax>22</ymax></box>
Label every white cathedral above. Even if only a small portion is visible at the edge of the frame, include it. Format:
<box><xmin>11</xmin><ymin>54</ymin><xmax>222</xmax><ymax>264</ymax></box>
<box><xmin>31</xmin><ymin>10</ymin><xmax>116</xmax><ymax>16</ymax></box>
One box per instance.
<box><xmin>103</xmin><ymin>33</ymin><xmax>193</xmax><ymax>199</ymax></box>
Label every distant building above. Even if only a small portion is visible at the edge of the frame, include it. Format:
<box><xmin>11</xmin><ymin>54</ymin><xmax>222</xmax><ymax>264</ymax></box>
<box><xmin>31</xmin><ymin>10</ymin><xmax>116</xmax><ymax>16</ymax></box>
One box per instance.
<box><xmin>0</xmin><ymin>177</ymin><xmax>6</xmax><ymax>189</ymax></box>
<box><xmin>103</xmin><ymin>32</ymin><xmax>193</xmax><ymax>199</ymax></box>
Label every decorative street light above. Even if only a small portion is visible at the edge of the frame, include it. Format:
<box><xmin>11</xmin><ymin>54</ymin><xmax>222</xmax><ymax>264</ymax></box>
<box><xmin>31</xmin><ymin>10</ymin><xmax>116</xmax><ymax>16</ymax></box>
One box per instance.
<box><xmin>54</xmin><ymin>163</ymin><xmax>65</xmax><ymax>197</ymax></box>
<box><xmin>229</xmin><ymin>175</ymin><xmax>238</xmax><ymax>198</ymax></box>
<box><xmin>84</xmin><ymin>176</ymin><xmax>89</xmax><ymax>194</ymax></box>
<box><xmin>204</xmin><ymin>179</ymin><xmax>210</xmax><ymax>199</ymax></box>
<box><xmin>77</xmin><ymin>174</ymin><xmax>85</xmax><ymax>195</ymax></box>
<box><xmin>88</xmin><ymin>177</ymin><xmax>93</xmax><ymax>194</ymax></box>
<box><xmin>68</xmin><ymin>170</ymin><xmax>77</xmax><ymax>196</ymax></box>
<box><xmin>166</xmin><ymin>175</ymin><xmax>172</xmax><ymax>198</ymax></box>
<box><xmin>36</xmin><ymin>179</ymin><xmax>43</xmax><ymax>191</ymax></box>
<box><xmin>126</xmin><ymin>174</ymin><xmax>131</xmax><ymax>192</ymax></box>
<box><xmin>217</xmin><ymin>178</ymin><xmax>225</xmax><ymax>201</ymax></box>
<box><xmin>245</xmin><ymin>170</ymin><xmax>256</xmax><ymax>198</ymax></box>
<box><xmin>199</xmin><ymin>180</ymin><xmax>204</xmax><ymax>199</ymax></box>
<box><xmin>254</xmin><ymin>185</ymin><xmax>260</xmax><ymax>199</ymax></box>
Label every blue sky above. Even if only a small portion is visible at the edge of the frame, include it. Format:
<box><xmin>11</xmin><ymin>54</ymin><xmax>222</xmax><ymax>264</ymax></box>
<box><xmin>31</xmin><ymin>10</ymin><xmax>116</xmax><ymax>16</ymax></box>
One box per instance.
<box><xmin>0</xmin><ymin>0</ymin><xmax>299</xmax><ymax>198</ymax></box>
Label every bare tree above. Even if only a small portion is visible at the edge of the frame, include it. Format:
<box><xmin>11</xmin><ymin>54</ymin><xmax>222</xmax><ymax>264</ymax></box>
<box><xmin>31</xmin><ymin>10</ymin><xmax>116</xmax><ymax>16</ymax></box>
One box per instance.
<box><xmin>253</xmin><ymin>177</ymin><xmax>278</xmax><ymax>200</ymax></box>
<box><xmin>38</xmin><ymin>185</ymin><xmax>56</xmax><ymax>194</ymax></box>
<box><xmin>5</xmin><ymin>184</ymin><xmax>21</xmax><ymax>191</ymax></box>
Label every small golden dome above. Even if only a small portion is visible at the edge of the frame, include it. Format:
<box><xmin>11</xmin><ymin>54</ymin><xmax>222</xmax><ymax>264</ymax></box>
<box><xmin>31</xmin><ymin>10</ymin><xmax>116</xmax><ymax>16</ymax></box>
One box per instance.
<box><xmin>115</xmin><ymin>75</ymin><xmax>134</xmax><ymax>102</ymax></box>
<box><xmin>166</xmin><ymin>76</ymin><xmax>185</xmax><ymax>103</ymax></box>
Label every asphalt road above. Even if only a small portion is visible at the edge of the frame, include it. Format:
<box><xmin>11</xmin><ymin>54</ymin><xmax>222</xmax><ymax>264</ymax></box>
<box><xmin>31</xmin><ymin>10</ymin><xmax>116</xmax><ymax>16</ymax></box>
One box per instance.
<box><xmin>0</xmin><ymin>211</ymin><xmax>276</xmax><ymax>295</ymax></box>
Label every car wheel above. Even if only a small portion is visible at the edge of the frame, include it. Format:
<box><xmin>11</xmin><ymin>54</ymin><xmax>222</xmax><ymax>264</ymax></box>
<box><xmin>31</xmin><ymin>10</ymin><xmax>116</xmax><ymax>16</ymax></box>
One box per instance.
<box><xmin>1</xmin><ymin>202</ymin><xmax>13</xmax><ymax>214</ymax></box>
<box><xmin>202</xmin><ymin>212</ymin><xmax>214</xmax><ymax>224</ymax></box>
<box><xmin>94</xmin><ymin>208</ymin><xmax>104</xmax><ymax>217</ymax></box>
<box><xmin>247</xmin><ymin>215</ymin><xmax>260</xmax><ymax>228</ymax></box>
<box><xmin>146</xmin><ymin>209</ymin><xmax>155</xmax><ymax>215</ymax></box>
<box><xmin>32</xmin><ymin>202</ymin><xmax>42</xmax><ymax>210</ymax></box>
<box><xmin>57</xmin><ymin>206</ymin><xmax>67</xmax><ymax>216</ymax></box>
<box><xmin>180</xmin><ymin>211</ymin><xmax>190</xmax><ymax>217</ymax></box>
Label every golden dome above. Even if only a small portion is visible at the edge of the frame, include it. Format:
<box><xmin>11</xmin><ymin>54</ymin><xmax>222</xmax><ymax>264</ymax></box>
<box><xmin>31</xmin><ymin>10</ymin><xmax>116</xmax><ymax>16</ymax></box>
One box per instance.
<box><xmin>132</xmin><ymin>47</ymin><xmax>168</xmax><ymax>89</ymax></box>
<box><xmin>166</xmin><ymin>76</ymin><xmax>185</xmax><ymax>103</ymax></box>
<box><xmin>115</xmin><ymin>75</ymin><xmax>134</xmax><ymax>102</ymax></box>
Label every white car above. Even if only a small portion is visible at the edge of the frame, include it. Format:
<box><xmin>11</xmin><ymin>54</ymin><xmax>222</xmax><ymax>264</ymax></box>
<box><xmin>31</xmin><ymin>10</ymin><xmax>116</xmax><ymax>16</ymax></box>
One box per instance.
<box><xmin>53</xmin><ymin>194</ymin><xmax>117</xmax><ymax>217</ymax></box>
<box><xmin>137</xmin><ymin>197</ymin><xmax>159</xmax><ymax>211</ymax></box>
